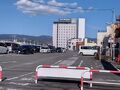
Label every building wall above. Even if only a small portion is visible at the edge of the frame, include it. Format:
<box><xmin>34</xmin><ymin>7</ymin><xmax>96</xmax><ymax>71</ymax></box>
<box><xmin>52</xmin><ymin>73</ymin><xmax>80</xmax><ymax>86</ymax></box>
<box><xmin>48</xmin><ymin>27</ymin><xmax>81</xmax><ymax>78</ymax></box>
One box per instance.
<box><xmin>57</xmin><ymin>23</ymin><xmax>77</xmax><ymax>48</ymax></box>
<box><xmin>106</xmin><ymin>24</ymin><xmax>116</xmax><ymax>38</ymax></box>
<box><xmin>78</xmin><ymin>18</ymin><xmax>85</xmax><ymax>40</ymax></box>
<box><xmin>84</xmin><ymin>38</ymin><xmax>97</xmax><ymax>46</ymax></box>
<box><xmin>52</xmin><ymin>24</ymin><xmax>58</xmax><ymax>47</ymax></box>
<box><xmin>97</xmin><ymin>32</ymin><xmax>107</xmax><ymax>46</ymax></box>
<box><xmin>68</xmin><ymin>38</ymin><xmax>83</xmax><ymax>51</ymax></box>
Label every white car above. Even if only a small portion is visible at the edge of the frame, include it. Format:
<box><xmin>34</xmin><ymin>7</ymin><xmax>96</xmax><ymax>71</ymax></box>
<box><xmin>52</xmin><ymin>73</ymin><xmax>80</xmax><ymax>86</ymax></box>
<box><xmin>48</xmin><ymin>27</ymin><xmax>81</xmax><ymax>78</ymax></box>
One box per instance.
<box><xmin>40</xmin><ymin>47</ymin><xmax>50</xmax><ymax>53</ymax></box>
<box><xmin>79</xmin><ymin>46</ymin><xmax>97</xmax><ymax>56</ymax></box>
<box><xmin>0</xmin><ymin>46</ymin><xmax>8</xmax><ymax>54</ymax></box>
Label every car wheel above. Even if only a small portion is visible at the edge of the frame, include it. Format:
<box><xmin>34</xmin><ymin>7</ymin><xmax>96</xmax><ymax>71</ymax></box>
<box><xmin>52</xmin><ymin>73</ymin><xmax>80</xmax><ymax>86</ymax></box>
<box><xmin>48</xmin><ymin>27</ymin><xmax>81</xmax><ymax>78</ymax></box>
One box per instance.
<box><xmin>94</xmin><ymin>52</ymin><xmax>97</xmax><ymax>56</ymax></box>
<box><xmin>80</xmin><ymin>52</ymin><xmax>83</xmax><ymax>56</ymax></box>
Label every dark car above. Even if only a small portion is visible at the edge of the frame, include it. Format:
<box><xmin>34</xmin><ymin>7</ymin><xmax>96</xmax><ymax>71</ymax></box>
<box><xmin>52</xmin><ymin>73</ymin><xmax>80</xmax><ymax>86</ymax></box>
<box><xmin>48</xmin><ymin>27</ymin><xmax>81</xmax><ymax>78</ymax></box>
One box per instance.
<box><xmin>30</xmin><ymin>45</ymin><xmax>41</xmax><ymax>53</ymax></box>
<box><xmin>56</xmin><ymin>47</ymin><xmax>63</xmax><ymax>53</ymax></box>
<box><xmin>18</xmin><ymin>45</ymin><xmax>34</xmax><ymax>54</ymax></box>
<box><xmin>48</xmin><ymin>45</ymin><xmax>56</xmax><ymax>53</ymax></box>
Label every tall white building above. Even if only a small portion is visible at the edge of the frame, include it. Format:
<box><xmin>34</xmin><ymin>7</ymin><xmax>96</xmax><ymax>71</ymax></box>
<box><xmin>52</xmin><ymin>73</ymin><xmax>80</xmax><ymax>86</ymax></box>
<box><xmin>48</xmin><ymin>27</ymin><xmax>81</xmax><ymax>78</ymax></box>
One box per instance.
<box><xmin>78</xmin><ymin>18</ymin><xmax>85</xmax><ymax>39</ymax></box>
<box><xmin>53</xmin><ymin>18</ymin><xmax>85</xmax><ymax>48</ymax></box>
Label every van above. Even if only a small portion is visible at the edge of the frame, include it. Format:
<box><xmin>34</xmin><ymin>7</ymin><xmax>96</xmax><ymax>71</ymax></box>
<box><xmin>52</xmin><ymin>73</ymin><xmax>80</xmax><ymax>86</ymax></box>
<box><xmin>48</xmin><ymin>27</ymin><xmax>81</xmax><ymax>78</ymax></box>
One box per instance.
<box><xmin>78</xmin><ymin>46</ymin><xmax>97</xmax><ymax>56</ymax></box>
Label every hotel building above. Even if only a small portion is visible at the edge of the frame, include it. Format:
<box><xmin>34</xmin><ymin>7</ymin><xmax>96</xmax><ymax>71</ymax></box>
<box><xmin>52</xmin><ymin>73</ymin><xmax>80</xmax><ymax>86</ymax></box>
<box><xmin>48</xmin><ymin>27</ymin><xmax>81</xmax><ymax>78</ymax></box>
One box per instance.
<box><xmin>53</xmin><ymin>18</ymin><xmax>85</xmax><ymax>49</ymax></box>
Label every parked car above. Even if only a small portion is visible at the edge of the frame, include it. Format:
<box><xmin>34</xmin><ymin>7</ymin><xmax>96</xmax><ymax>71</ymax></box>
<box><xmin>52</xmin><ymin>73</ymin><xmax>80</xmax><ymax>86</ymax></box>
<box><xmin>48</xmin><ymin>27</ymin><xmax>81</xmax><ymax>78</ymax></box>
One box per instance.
<box><xmin>0</xmin><ymin>46</ymin><xmax>8</xmax><ymax>54</ymax></box>
<box><xmin>40</xmin><ymin>47</ymin><xmax>50</xmax><ymax>53</ymax></box>
<box><xmin>78</xmin><ymin>46</ymin><xmax>98</xmax><ymax>56</ymax></box>
<box><xmin>62</xmin><ymin>48</ymin><xmax>66</xmax><ymax>52</ymax></box>
<box><xmin>0</xmin><ymin>42</ymin><xmax>8</xmax><ymax>54</ymax></box>
<box><xmin>4</xmin><ymin>42</ymin><xmax>20</xmax><ymax>53</ymax></box>
<box><xmin>48</xmin><ymin>45</ymin><xmax>56</xmax><ymax>53</ymax></box>
<box><xmin>56</xmin><ymin>47</ymin><xmax>63</xmax><ymax>53</ymax></box>
<box><xmin>18</xmin><ymin>45</ymin><xmax>34</xmax><ymax>54</ymax></box>
<box><xmin>30</xmin><ymin>45</ymin><xmax>41</xmax><ymax>53</ymax></box>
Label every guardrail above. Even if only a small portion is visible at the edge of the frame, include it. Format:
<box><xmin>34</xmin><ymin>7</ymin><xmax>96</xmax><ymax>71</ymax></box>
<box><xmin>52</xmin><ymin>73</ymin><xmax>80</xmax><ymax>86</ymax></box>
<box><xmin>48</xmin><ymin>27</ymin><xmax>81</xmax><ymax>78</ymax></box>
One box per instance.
<box><xmin>35</xmin><ymin>65</ymin><xmax>120</xmax><ymax>90</ymax></box>
<box><xmin>35</xmin><ymin>64</ymin><xmax>91</xmax><ymax>84</ymax></box>
<box><xmin>0</xmin><ymin>66</ymin><xmax>2</xmax><ymax>82</ymax></box>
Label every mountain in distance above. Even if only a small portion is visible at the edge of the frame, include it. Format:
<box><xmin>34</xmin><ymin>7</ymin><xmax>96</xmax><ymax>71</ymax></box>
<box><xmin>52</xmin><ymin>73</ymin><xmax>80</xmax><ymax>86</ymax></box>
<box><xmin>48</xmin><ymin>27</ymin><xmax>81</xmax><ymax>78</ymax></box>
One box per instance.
<box><xmin>0</xmin><ymin>34</ymin><xmax>52</xmax><ymax>45</ymax></box>
<box><xmin>0</xmin><ymin>34</ymin><xmax>97</xmax><ymax>45</ymax></box>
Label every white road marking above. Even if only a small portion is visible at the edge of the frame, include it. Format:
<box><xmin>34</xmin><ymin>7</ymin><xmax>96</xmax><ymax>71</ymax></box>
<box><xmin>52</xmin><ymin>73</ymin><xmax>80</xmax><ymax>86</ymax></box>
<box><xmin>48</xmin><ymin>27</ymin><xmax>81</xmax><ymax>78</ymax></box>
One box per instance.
<box><xmin>58</xmin><ymin>60</ymin><xmax>76</xmax><ymax>66</ymax></box>
<box><xmin>7</xmin><ymin>72</ymin><xmax>34</xmax><ymax>81</ymax></box>
<box><xmin>0</xmin><ymin>61</ymin><xmax>17</xmax><ymax>64</ymax></box>
<box><xmin>53</xmin><ymin>60</ymin><xmax>63</xmax><ymax>65</ymax></box>
<box><xmin>57</xmin><ymin>57</ymin><xmax>79</xmax><ymax>66</ymax></box>
<box><xmin>7</xmin><ymin>88</ymin><xmax>19</xmax><ymax>90</ymax></box>
<box><xmin>0</xmin><ymin>87</ymin><xmax>3</xmax><ymax>89</ymax></box>
<box><xmin>3</xmin><ymin>63</ymin><xmax>29</xmax><ymax>69</ymax></box>
<box><xmin>3</xmin><ymin>60</ymin><xmax>41</xmax><ymax>69</ymax></box>
<box><xmin>106</xmin><ymin>80</ymin><xmax>120</xmax><ymax>82</ymax></box>
<box><xmin>84</xmin><ymin>80</ymin><xmax>120</xmax><ymax>85</ymax></box>
<box><xmin>20</xmin><ymin>77</ymin><xmax>33</xmax><ymax>81</ymax></box>
<box><xmin>53</xmin><ymin>57</ymin><xmax>79</xmax><ymax>66</ymax></box>
<box><xmin>69</xmin><ymin>57</ymin><xmax>78</xmax><ymax>60</ymax></box>
<box><xmin>78</xmin><ymin>60</ymin><xmax>83</xmax><ymax>66</ymax></box>
<box><xmin>8</xmin><ymin>82</ymin><xmax>30</xmax><ymax>86</ymax></box>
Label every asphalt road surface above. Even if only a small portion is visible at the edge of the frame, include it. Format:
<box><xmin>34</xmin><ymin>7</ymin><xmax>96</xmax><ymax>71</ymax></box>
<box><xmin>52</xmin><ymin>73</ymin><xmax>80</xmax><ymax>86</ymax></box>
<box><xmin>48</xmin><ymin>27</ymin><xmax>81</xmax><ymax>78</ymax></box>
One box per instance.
<box><xmin>0</xmin><ymin>51</ymin><xmax>120</xmax><ymax>90</ymax></box>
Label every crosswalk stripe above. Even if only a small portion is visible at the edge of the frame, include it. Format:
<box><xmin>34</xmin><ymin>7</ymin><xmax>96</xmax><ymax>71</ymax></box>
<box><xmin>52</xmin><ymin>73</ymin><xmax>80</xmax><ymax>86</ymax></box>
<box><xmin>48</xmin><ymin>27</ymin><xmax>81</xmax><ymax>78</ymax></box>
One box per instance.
<box><xmin>54</xmin><ymin>57</ymin><xmax>79</xmax><ymax>66</ymax></box>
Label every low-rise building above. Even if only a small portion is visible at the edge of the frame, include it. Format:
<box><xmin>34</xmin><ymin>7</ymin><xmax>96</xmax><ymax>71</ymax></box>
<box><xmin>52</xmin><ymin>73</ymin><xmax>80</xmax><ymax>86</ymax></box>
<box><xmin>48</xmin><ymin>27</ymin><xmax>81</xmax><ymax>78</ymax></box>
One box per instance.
<box><xmin>97</xmin><ymin>31</ymin><xmax>107</xmax><ymax>46</ymax></box>
<box><xmin>68</xmin><ymin>38</ymin><xmax>84</xmax><ymax>51</ymax></box>
<box><xmin>84</xmin><ymin>38</ymin><xmax>97</xmax><ymax>46</ymax></box>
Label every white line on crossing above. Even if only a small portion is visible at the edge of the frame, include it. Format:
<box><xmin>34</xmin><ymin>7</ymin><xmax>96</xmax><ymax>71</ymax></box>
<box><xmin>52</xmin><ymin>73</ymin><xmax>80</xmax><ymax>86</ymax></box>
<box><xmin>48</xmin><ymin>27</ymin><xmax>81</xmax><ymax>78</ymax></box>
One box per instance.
<box><xmin>7</xmin><ymin>72</ymin><xmax>34</xmax><ymax>81</ymax></box>
<box><xmin>55</xmin><ymin>57</ymin><xmax>79</xmax><ymax>66</ymax></box>
<box><xmin>84</xmin><ymin>80</ymin><xmax>120</xmax><ymax>85</ymax></box>
<box><xmin>0</xmin><ymin>61</ymin><xmax>17</xmax><ymax>64</ymax></box>
<box><xmin>53</xmin><ymin>60</ymin><xmax>63</xmax><ymax>65</ymax></box>
<box><xmin>78</xmin><ymin>60</ymin><xmax>83</xmax><ymax>66</ymax></box>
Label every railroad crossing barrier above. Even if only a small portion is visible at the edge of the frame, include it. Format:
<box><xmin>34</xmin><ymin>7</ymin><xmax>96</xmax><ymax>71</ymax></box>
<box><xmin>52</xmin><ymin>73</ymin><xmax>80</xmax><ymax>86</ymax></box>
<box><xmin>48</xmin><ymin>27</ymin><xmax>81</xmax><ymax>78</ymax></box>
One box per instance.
<box><xmin>0</xmin><ymin>66</ymin><xmax>2</xmax><ymax>82</ymax></box>
<box><xmin>81</xmin><ymin>68</ymin><xmax>120</xmax><ymax>90</ymax></box>
<box><xmin>35</xmin><ymin>64</ymin><xmax>91</xmax><ymax>84</ymax></box>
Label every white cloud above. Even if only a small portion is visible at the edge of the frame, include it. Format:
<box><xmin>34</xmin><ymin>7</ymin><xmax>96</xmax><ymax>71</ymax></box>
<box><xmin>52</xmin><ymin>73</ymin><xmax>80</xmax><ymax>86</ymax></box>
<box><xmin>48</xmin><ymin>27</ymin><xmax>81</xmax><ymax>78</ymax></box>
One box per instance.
<box><xmin>47</xmin><ymin>0</ymin><xmax>64</xmax><ymax>7</ymax></box>
<box><xmin>47</xmin><ymin>0</ymin><xmax>78</xmax><ymax>8</ymax></box>
<box><xmin>33</xmin><ymin>0</ymin><xmax>45</xmax><ymax>4</ymax></box>
<box><xmin>15</xmin><ymin>0</ymin><xmax>93</xmax><ymax>15</ymax></box>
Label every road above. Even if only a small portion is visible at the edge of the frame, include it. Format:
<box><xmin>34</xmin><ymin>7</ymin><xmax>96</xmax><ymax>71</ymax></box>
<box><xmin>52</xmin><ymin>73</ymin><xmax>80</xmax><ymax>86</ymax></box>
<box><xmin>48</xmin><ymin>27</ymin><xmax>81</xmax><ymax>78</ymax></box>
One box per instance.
<box><xmin>0</xmin><ymin>51</ymin><xmax>120</xmax><ymax>90</ymax></box>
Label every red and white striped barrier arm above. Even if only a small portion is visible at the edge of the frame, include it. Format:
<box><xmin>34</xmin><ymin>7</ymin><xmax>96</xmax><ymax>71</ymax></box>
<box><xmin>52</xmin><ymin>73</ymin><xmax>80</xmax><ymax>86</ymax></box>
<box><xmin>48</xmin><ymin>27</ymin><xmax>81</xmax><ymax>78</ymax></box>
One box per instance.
<box><xmin>35</xmin><ymin>64</ymin><xmax>90</xmax><ymax>84</ymax></box>
<box><xmin>0</xmin><ymin>66</ymin><xmax>2</xmax><ymax>82</ymax></box>
<box><xmin>81</xmin><ymin>69</ymin><xmax>120</xmax><ymax>90</ymax></box>
<box><xmin>36</xmin><ymin>64</ymin><xmax>90</xmax><ymax>69</ymax></box>
<box><xmin>90</xmin><ymin>69</ymin><xmax>120</xmax><ymax>73</ymax></box>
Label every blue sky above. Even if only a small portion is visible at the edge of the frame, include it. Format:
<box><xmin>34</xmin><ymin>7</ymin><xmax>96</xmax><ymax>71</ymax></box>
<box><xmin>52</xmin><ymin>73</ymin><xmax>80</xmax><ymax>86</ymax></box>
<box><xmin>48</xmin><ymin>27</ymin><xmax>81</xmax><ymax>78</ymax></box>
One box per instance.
<box><xmin>0</xmin><ymin>0</ymin><xmax>120</xmax><ymax>38</ymax></box>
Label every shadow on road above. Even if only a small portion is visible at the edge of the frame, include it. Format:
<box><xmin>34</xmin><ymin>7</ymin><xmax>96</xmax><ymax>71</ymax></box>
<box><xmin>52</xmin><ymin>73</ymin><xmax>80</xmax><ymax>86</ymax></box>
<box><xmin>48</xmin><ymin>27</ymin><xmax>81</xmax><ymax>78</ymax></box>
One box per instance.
<box><xmin>101</xmin><ymin>60</ymin><xmax>117</xmax><ymax>70</ymax></box>
<box><xmin>39</xmin><ymin>79</ymin><xmax>89</xmax><ymax>89</ymax></box>
<box><xmin>40</xmin><ymin>79</ymin><xmax>79</xmax><ymax>83</ymax></box>
<box><xmin>101</xmin><ymin>60</ymin><xmax>120</xmax><ymax>76</ymax></box>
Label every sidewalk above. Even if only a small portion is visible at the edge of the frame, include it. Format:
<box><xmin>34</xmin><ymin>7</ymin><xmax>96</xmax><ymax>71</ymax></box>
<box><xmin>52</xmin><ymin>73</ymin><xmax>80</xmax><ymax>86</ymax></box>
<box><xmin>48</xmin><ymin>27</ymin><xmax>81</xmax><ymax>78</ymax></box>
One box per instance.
<box><xmin>108</xmin><ymin>60</ymin><xmax>120</xmax><ymax>70</ymax></box>
<box><xmin>97</xmin><ymin>55</ymin><xmax>120</xmax><ymax>71</ymax></box>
